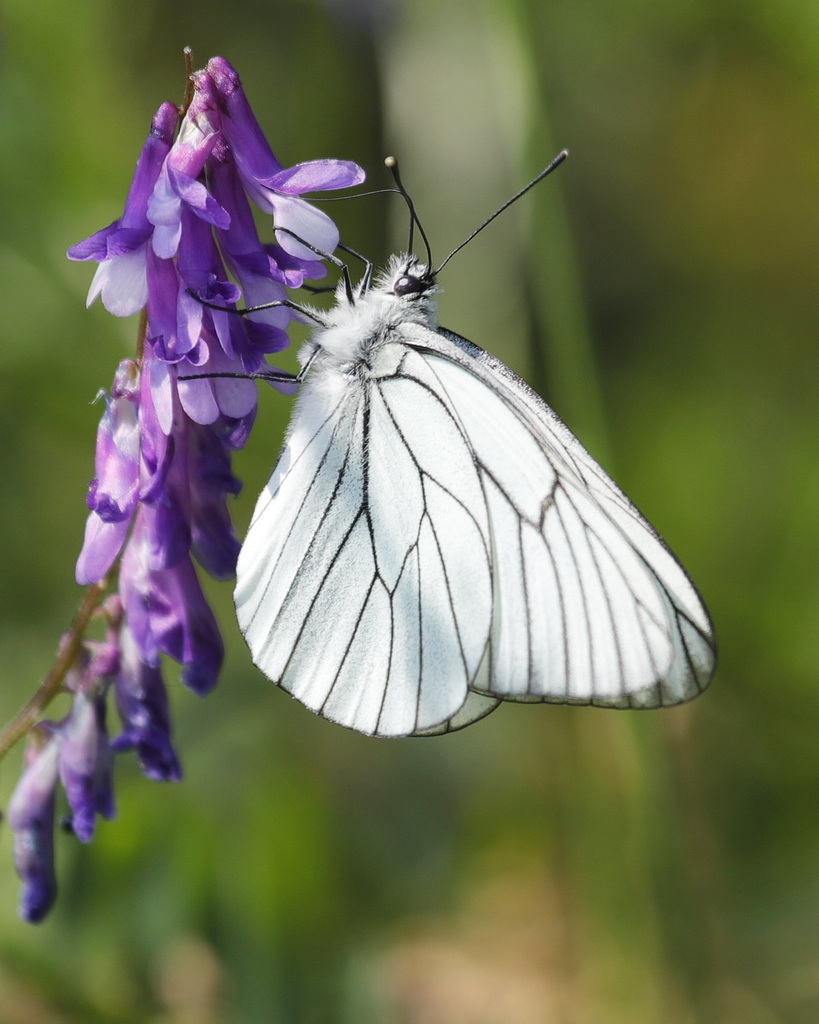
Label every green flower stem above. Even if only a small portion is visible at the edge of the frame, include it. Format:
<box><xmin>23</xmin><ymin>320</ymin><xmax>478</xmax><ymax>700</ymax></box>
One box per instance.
<box><xmin>0</xmin><ymin>581</ymin><xmax>108</xmax><ymax>762</ymax></box>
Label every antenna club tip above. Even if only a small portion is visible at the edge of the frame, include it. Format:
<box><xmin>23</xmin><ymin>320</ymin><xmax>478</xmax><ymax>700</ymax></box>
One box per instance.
<box><xmin>384</xmin><ymin>156</ymin><xmax>397</xmax><ymax>168</ymax></box>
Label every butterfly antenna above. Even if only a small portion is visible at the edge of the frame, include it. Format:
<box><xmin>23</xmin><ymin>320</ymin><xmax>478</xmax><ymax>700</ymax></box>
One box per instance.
<box><xmin>434</xmin><ymin>149</ymin><xmax>569</xmax><ymax>275</ymax></box>
<box><xmin>385</xmin><ymin>156</ymin><xmax>434</xmax><ymax>270</ymax></box>
<box><xmin>309</xmin><ymin>187</ymin><xmax>401</xmax><ymax>203</ymax></box>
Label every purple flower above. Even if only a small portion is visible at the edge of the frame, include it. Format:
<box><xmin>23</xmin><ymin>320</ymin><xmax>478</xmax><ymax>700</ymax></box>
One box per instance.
<box><xmin>7</xmin><ymin>731</ymin><xmax>61</xmax><ymax>923</ymax></box>
<box><xmin>205</xmin><ymin>57</ymin><xmax>365</xmax><ymax>260</ymax></box>
<box><xmin>146</xmin><ymin>246</ymin><xmax>196</xmax><ymax>371</ymax></box>
<box><xmin>112</xmin><ymin>623</ymin><xmax>181</xmax><ymax>783</ymax></box>
<box><xmin>136</xmin><ymin>350</ymin><xmax>173</xmax><ymax>504</ymax></box>
<box><xmin>175</xmin><ymin>414</ymin><xmax>244</xmax><ymax>581</ymax></box>
<box><xmin>59</xmin><ymin>692</ymin><xmax>116</xmax><ymax>843</ymax></box>
<box><xmin>147</xmin><ymin>97</ymin><xmax>228</xmax><ymax>260</ymax></box>
<box><xmin>12</xmin><ymin>54</ymin><xmax>366</xmax><ymax>923</ymax></box>
<box><xmin>68</xmin><ymin>103</ymin><xmax>179</xmax><ymax>316</ymax></box>
<box><xmin>120</xmin><ymin>508</ymin><xmax>224</xmax><ymax>695</ymax></box>
<box><xmin>76</xmin><ymin>360</ymin><xmax>141</xmax><ymax>585</ymax></box>
<box><xmin>203</xmin><ymin>155</ymin><xmax>297</xmax><ymax>347</ymax></box>
<box><xmin>173</xmin><ymin>208</ymin><xmax>266</xmax><ymax>421</ymax></box>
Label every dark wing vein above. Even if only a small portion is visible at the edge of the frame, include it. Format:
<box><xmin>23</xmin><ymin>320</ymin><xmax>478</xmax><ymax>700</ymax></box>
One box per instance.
<box><xmin>247</xmin><ymin>412</ymin><xmax>360</xmax><ymax>644</ymax></box>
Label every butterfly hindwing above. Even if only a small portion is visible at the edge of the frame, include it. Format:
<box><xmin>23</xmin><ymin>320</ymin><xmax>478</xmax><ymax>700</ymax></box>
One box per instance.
<box><xmin>235</xmin><ymin>342</ymin><xmax>498</xmax><ymax>737</ymax></box>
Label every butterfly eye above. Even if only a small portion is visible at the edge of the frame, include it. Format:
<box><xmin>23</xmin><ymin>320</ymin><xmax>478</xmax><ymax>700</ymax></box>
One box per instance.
<box><xmin>393</xmin><ymin>274</ymin><xmax>423</xmax><ymax>297</ymax></box>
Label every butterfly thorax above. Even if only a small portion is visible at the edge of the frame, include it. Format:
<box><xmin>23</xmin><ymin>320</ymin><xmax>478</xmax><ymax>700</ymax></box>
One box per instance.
<box><xmin>306</xmin><ymin>254</ymin><xmax>439</xmax><ymax>373</ymax></box>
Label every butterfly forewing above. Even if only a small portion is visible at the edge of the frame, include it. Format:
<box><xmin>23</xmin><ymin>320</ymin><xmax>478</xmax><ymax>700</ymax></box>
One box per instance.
<box><xmin>235</xmin><ymin>391</ymin><xmax>364</xmax><ymax>678</ymax></box>
<box><xmin>235</xmin><ymin>341</ymin><xmax>496</xmax><ymax>737</ymax></box>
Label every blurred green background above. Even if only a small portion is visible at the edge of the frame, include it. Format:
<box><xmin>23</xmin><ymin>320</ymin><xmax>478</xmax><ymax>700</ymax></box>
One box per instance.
<box><xmin>1</xmin><ymin>0</ymin><xmax>817</xmax><ymax>1021</ymax></box>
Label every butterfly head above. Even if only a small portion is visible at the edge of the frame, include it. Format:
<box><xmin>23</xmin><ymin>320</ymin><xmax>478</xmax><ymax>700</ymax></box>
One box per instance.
<box><xmin>316</xmin><ymin>254</ymin><xmax>440</xmax><ymax>364</ymax></box>
<box><xmin>377</xmin><ymin>254</ymin><xmax>438</xmax><ymax>303</ymax></box>
<box><xmin>392</xmin><ymin>261</ymin><xmax>436</xmax><ymax>298</ymax></box>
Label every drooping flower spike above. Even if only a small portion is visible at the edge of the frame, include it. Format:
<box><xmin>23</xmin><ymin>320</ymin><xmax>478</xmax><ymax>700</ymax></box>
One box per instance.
<box><xmin>5</xmin><ymin>55</ymin><xmax>363</xmax><ymax>922</ymax></box>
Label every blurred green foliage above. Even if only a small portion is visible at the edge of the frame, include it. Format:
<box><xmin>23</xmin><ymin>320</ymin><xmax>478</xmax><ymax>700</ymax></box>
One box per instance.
<box><xmin>1</xmin><ymin>0</ymin><xmax>818</xmax><ymax>1020</ymax></box>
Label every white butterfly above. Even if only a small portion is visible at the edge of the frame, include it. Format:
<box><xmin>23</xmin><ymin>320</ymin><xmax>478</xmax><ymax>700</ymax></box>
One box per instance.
<box><xmin>233</xmin><ymin>248</ymin><xmax>717</xmax><ymax>738</ymax></box>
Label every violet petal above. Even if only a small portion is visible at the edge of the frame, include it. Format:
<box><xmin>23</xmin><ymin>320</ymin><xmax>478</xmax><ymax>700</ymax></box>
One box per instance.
<box><xmin>59</xmin><ymin>693</ymin><xmax>115</xmax><ymax>843</ymax></box>
<box><xmin>114</xmin><ymin>624</ymin><xmax>182</xmax><ymax>782</ymax></box>
<box><xmin>7</xmin><ymin>735</ymin><xmax>60</xmax><ymax>923</ymax></box>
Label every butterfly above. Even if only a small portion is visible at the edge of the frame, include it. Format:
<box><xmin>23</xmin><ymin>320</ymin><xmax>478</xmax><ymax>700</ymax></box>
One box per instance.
<box><xmin>232</xmin><ymin>159</ymin><xmax>717</xmax><ymax>738</ymax></box>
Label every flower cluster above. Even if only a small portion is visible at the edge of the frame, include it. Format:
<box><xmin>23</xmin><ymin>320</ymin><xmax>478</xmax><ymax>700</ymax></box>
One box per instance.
<box><xmin>7</xmin><ymin>56</ymin><xmax>364</xmax><ymax>922</ymax></box>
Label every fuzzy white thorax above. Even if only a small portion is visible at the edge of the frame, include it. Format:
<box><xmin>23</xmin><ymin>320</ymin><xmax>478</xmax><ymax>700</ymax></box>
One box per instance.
<box><xmin>306</xmin><ymin>254</ymin><xmax>440</xmax><ymax>369</ymax></box>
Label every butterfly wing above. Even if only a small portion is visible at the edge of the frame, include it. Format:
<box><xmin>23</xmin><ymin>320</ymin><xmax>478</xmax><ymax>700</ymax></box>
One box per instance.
<box><xmin>234</xmin><ymin>342</ymin><xmax>499</xmax><ymax>737</ymax></box>
<box><xmin>237</xmin><ymin>320</ymin><xmax>715</xmax><ymax>736</ymax></box>
<box><xmin>401</xmin><ymin>324</ymin><xmax>716</xmax><ymax>708</ymax></box>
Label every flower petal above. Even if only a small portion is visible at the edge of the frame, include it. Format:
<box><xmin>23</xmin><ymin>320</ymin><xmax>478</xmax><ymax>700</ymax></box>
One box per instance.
<box><xmin>263</xmin><ymin>159</ymin><xmax>365</xmax><ymax>193</ymax></box>
<box><xmin>178</xmin><ymin>376</ymin><xmax>220</xmax><ymax>424</ymax></box>
<box><xmin>76</xmin><ymin>512</ymin><xmax>132</xmax><ymax>585</ymax></box>
<box><xmin>272</xmin><ymin>196</ymin><xmax>340</xmax><ymax>259</ymax></box>
<box><xmin>8</xmin><ymin>734</ymin><xmax>60</xmax><ymax>923</ymax></box>
<box><xmin>114</xmin><ymin>624</ymin><xmax>182</xmax><ymax>782</ymax></box>
<box><xmin>59</xmin><ymin>693</ymin><xmax>115</xmax><ymax>843</ymax></box>
<box><xmin>87</xmin><ymin>244</ymin><xmax>149</xmax><ymax>316</ymax></box>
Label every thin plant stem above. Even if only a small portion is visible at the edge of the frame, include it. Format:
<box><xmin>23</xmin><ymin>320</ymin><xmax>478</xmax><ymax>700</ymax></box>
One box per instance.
<box><xmin>502</xmin><ymin>0</ymin><xmax>611</xmax><ymax>465</ymax></box>
<box><xmin>135</xmin><ymin>307</ymin><xmax>148</xmax><ymax>365</ymax></box>
<box><xmin>0</xmin><ymin>581</ymin><xmax>109</xmax><ymax>761</ymax></box>
<box><xmin>0</xmin><ymin>244</ymin><xmax>149</xmax><ymax>762</ymax></box>
<box><xmin>180</xmin><ymin>47</ymin><xmax>195</xmax><ymax>117</ymax></box>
